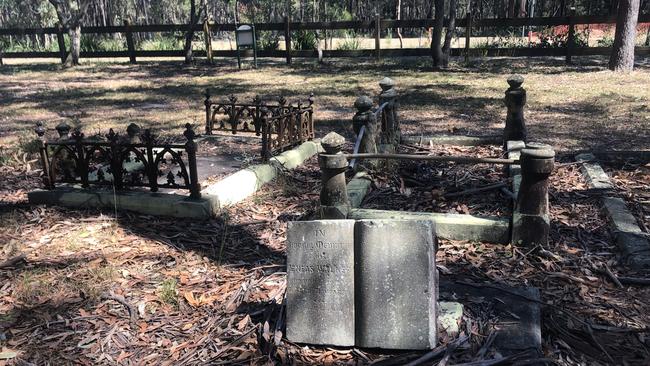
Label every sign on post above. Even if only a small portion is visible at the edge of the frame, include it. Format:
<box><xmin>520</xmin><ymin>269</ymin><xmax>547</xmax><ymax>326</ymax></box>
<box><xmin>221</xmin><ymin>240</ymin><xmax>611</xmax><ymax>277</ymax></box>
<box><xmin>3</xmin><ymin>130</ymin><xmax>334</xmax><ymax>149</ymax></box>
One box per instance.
<box><xmin>235</xmin><ymin>24</ymin><xmax>257</xmax><ymax>69</ymax></box>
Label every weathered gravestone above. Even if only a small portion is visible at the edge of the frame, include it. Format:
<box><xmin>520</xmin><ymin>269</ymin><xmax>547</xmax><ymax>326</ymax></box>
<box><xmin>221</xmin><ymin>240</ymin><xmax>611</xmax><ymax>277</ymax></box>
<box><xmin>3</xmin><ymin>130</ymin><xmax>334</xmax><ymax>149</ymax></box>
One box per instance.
<box><xmin>355</xmin><ymin>220</ymin><xmax>438</xmax><ymax>350</ymax></box>
<box><xmin>286</xmin><ymin>219</ymin><xmax>438</xmax><ymax>350</ymax></box>
<box><xmin>286</xmin><ymin>220</ymin><xmax>356</xmax><ymax>346</ymax></box>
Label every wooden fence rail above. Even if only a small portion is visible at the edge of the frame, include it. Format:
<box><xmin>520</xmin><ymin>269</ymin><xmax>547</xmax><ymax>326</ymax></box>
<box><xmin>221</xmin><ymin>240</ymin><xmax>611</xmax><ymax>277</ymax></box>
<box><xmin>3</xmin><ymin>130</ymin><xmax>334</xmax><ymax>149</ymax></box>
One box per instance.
<box><xmin>1</xmin><ymin>15</ymin><xmax>649</xmax><ymax>64</ymax></box>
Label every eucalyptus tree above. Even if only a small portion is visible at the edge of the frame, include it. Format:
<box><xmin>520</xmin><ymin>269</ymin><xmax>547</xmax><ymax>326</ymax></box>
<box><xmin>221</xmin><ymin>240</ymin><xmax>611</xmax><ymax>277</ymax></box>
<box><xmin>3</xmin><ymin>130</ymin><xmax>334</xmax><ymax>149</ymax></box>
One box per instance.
<box><xmin>48</xmin><ymin>0</ymin><xmax>91</xmax><ymax>66</ymax></box>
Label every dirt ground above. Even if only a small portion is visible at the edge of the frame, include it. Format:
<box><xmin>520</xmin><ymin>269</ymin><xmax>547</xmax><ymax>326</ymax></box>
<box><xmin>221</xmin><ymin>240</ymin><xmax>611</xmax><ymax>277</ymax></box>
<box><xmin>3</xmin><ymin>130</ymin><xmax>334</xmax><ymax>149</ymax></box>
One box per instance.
<box><xmin>1</xmin><ymin>56</ymin><xmax>649</xmax><ymax>152</ymax></box>
<box><xmin>1</xmin><ymin>56</ymin><xmax>650</xmax><ymax>365</ymax></box>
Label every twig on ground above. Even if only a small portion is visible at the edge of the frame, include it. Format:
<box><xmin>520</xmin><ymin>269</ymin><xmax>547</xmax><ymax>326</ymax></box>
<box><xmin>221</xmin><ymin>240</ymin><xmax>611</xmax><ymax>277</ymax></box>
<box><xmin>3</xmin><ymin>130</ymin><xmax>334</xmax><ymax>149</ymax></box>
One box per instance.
<box><xmin>100</xmin><ymin>291</ymin><xmax>137</xmax><ymax>322</ymax></box>
<box><xmin>0</xmin><ymin>254</ymin><xmax>26</xmax><ymax>269</ymax></box>
<box><xmin>618</xmin><ymin>276</ymin><xmax>650</xmax><ymax>286</ymax></box>
<box><xmin>444</xmin><ymin>182</ymin><xmax>507</xmax><ymax>198</ymax></box>
<box><xmin>402</xmin><ymin>335</ymin><xmax>470</xmax><ymax>366</ymax></box>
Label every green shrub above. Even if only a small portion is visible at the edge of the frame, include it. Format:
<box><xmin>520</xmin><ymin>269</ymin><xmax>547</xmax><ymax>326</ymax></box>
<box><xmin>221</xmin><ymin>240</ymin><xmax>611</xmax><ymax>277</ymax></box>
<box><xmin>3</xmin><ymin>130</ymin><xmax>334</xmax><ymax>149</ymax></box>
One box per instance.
<box><xmin>337</xmin><ymin>35</ymin><xmax>361</xmax><ymax>51</ymax></box>
<box><xmin>597</xmin><ymin>34</ymin><xmax>615</xmax><ymax>47</ymax></box>
<box><xmin>293</xmin><ymin>30</ymin><xmax>317</xmax><ymax>50</ymax></box>
<box><xmin>258</xmin><ymin>31</ymin><xmax>280</xmax><ymax>51</ymax></box>
<box><xmin>140</xmin><ymin>35</ymin><xmax>183</xmax><ymax>51</ymax></box>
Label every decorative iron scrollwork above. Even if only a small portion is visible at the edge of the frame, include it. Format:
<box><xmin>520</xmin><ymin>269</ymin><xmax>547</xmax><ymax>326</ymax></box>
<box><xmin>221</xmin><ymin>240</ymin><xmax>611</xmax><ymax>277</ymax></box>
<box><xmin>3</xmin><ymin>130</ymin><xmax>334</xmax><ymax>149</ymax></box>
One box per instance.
<box><xmin>34</xmin><ymin>123</ymin><xmax>201</xmax><ymax>199</ymax></box>
<box><xmin>205</xmin><ymin>92</ymin><xmax>315</xmax><ymax>161</ymax></box>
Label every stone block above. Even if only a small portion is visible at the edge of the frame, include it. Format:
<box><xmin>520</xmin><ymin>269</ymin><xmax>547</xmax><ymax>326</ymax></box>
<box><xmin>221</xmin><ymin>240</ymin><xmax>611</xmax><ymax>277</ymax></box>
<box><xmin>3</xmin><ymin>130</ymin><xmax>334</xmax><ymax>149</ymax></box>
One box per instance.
<box><xmin>347</xmin><ymin>172</ymin><xmax>373</xmax><ymax>208</ymax></box>
<box><xmin>286</xmin><ymin>220</ymin><xmax>356</xmax><ymax>346</ymax></box>
<box><xmin>401</xmin><ymin>135</ymin><xmax>502</xmax><ymax>147</ymax></box>
<box><xmin>348</xmin><ymin>208</ymin><xmax>510</xmax><ymax>244</ymax></box>
<box><xmin>602</xmin><ymin>197</ymin><xmax>650</xmax><ymax>269</ymax></box>
<box><xmin>354</xmin><ymin>220</ymin><xmax>437</xmax><ymax>349</ymax></box>
<box><xmin>28</xmin><ymin>188</ymin><xmax>217</xmax><ymax>218</ymax></box>
<box><xmin>575</xmin><ymin>153</ymin><xmax>613</xmax><ymax>191</ymax></box>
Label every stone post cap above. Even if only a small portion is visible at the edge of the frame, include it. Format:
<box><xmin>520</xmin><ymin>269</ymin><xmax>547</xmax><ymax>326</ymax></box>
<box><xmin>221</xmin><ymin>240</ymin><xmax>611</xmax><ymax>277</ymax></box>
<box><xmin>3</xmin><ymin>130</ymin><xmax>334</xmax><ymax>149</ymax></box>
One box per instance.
<box><xmin>521</xmin><ymin>147</ymin><xmax>555</xmax><ymax>159</ymax></box>
<box><xmin>321</xmin><ymin>132</ymin><xmax>346</xmax><ymax>154</ymax></box>
<box><xmin>526</xmin><ymin>142</ymin><xmax>553</xmax><ymax>151</ymax></box>
<box><xmin>354</xmin><ymin>96</ymin><xmax>374</xmax><ymax>112</ymax></box>
<box><xmin>55</xmin><ymin>122</ymin><xmax>71</xmax><ymax>136</ymax></box>
<box><xmin>126</xmin><ymin>123</ymin><xmax>141</xmax><ymax>138</ymax></box>
<box><xmin>507</xmin><ymin>75</ymin><xmax>525</xmax><ymax>89</ymax></box>
<box><xmin>34</xmin><ymin>122</ymin><xmax>46</xmax><ymax>137</ymax></box>
<box><xmin>379</xmin><ymin>77</ymin><xmax>395</xmax><ymax>91</ymax></box>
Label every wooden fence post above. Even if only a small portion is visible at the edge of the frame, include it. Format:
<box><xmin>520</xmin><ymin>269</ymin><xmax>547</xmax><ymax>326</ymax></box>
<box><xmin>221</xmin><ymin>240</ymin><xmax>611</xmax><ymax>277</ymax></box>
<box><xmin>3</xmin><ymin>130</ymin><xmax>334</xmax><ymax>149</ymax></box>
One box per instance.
<box><xmin>566</xmin><ymin>8</ymin><xmax>576</xmax><ymax>65</ymax></box>
<box><xmin>465</xmin><ymin>12</ymin><xmax>472</xmax><ymax>63</ymax></box>
<box><xmin>56</xmin><ymin>23</ymin><xmax>67</xmax><ymax>64</ymax></box>
<box><xmin>124</xmin><ymin>20</ymin><xmax>136</xmax><ymax>64</ymax></box>
<box><xmin>284</xmin><ymin>16</ymin><xmax>292</xmax><ymax>65</ymax></box>
<box><xmin>204</xmin><ymin>20</ymin><xmax>213</xmax><ymax>63</ymax></box>
<box><xmin>375</xmin><ymin>14</ymin><xmax>381</xmax><ymax>61</ymax></box>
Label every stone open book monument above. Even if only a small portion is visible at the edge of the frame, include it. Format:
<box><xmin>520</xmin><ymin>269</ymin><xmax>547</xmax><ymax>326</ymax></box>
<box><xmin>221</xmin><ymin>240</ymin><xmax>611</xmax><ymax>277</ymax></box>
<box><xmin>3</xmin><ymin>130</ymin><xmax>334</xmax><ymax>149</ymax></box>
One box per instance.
<box><xmin>286</xmin><ymin>219</ymin><xmax>438</xmax><ymax>350</ymax></box>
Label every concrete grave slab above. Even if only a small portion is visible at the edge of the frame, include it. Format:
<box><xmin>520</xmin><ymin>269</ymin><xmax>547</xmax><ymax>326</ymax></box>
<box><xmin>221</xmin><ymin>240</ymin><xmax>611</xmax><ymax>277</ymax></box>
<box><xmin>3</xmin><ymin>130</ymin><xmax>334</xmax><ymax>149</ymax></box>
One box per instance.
<box><xmin>202</xmin><ymin>140</ymin><xmax>321</xmax><ymax>209</ymax></box>
<box><xmin>286</xmin><ymin>220</ymin><xmax>356</xmax><ymax>347</ymax></box>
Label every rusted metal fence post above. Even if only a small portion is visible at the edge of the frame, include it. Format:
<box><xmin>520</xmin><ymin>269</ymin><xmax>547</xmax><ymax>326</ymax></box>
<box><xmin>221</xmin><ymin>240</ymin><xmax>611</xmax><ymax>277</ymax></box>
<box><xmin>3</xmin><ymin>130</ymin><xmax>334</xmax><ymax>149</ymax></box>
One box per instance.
<box><xmin>142</xmin><ymin>130</ymin><xmax>159</xmax><ymax>193</ymax></box>
<box><xmin>307</xmin><ymin>93</ymin><xmax>315</xmax><ymax>139</ymax></box>
<box><xmin>284</xmin><ymin>16</ymin><xmax>292</xmax><ymax>65</ymax></box>
<box><xmin>184</xmin><ymin>124</ymin><xmax>202</xmax><ymax>199</ymax></box>
<box><xmin>503</xmin><ymin>75</ymin><xmax>527</xmax><ymax>145</ymax></box>
<box><xmin>511</xmin><ymin>143</ymin><xmax>555</xmax><ymax>247</ymax></box>
<box><xmin>56</xmin><ymin>23</ymin><xmax>67</xmax><ymax>64</ymax></box>
<box><xmin>204</xmin><ymin>89</ymin><xmax>213</xmax><ymax>135</ymax></box>
<box><xmin>260</xmin><ymin>108</ymin><xmax>271</xmax><ymax>161</ymax></box>
<box><xmin>319</xmin><ymin>132</ymin><xmax>350</xmax><ymax>219</ymax></box>
<box><xmin>107</xmin><ymin>129</ymin><xmax>124</xmax><ymax>190</ymax></box>
<box><xmin>375</xmin><ymin>14</ymin><xmax>381</xmax><ymax>61</ymax></box>
<box><xmin>71</xmin><ymin>129</ymin><xmax>89</xmax><ymax>189</ymax></box>
<box><xmin>124</xmin><ymin>20</ymin><xmax>137</xmax><ymax>64</ymax></box>
<box><xmin>34</xmin><ymin>122</ymin><xmax>53</xmax><ymax>189</ymax></box>
<box><xmin>378</xmin><ymin>77</ymin><xmax>399</xmax><ymax>146</ymax></box>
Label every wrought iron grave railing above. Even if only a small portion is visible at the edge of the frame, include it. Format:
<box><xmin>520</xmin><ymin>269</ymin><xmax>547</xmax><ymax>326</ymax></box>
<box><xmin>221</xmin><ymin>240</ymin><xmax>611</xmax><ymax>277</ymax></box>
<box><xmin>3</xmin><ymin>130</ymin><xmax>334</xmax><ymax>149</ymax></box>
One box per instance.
<box><xmin>34</xmin><ymin>122</ymin><xmax>201</xmax><ymax>199</ymax></box>
<box><xmin>204</xmin><ymin>91</ymin><xmax>315</xmax><ymax>160</ymax></box>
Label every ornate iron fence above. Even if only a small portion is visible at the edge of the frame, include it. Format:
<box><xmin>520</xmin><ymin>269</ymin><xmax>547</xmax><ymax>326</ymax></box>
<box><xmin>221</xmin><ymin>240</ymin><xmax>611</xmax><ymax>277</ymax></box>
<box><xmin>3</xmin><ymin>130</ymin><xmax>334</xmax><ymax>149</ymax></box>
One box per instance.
<box><xmin>204</xmin><ymin>90</ymin><xmax>314</xmax><ymax>160</ymax></box>
<box><xmin>34</xmin><ymin>122</ymin><xmax>201</xmax><ymax>199</ymax></box>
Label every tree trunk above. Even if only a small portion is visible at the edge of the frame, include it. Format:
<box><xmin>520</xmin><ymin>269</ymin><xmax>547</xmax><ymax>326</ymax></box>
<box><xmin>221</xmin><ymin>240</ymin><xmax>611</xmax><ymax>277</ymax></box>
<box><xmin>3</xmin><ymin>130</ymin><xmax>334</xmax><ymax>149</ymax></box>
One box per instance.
<box><xmin>609</xmin><ymin>0</ymin><xmax>641</xmax><ymax>72</ymax></box>
<box><xmin>441</xmin><ymin>0</ymin><xmax>458</xmax><ymax>67</ymax></box>
<box><xmin>68</xmin><ymin>24</ymin><xmax>81</xmax><ymax>66</ymax></box>
<box><xmin>508</xmin><ymin>0</ymin><xmax>516</xmax><ymax>17</ymax></box>
<box><xmin>431</xmin><ymin>0</ymin><xmax>445</xmax><ymax>69</ymax></box>
<box><xmin>645</xmin><ymin>24</ymin><xmax>650</xmax><ymax>46</ymax></box>
<box><xmin>184</xmin><ymin>0</ymin><xmax>197</xmax><ymax>64</ymax></box>
<box><xmin>396</xmin><ymin>0</ymin><xmax>404</xmax><ymax>48</ymax></box>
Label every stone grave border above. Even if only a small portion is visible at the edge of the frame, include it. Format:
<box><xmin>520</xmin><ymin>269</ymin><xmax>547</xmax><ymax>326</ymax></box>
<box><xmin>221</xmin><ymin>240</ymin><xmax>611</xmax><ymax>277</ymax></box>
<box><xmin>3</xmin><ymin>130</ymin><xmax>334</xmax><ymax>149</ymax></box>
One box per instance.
<box><xmin>575</xmin><ymin>152</ymin><xmax>650</xmax><ymax>270</ymax></box>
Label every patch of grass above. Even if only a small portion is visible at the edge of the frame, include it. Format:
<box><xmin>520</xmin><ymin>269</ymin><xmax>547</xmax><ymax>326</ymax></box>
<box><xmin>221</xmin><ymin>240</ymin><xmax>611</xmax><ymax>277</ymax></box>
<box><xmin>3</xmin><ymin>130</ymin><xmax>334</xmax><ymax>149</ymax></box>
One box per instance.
<box><xmin>337</xmin><ymin>36</ymin><xmax>361</xmax><ymax>51</ymax></box>
<box><xmin>158</xmin><ymin>278</ymin><xmax>178</xmax><ymax>306</ymax></box>
<box><xmin>13</xmin><ymin>269</ymin><xmax>52</xmax><ymax>304</ymax></box>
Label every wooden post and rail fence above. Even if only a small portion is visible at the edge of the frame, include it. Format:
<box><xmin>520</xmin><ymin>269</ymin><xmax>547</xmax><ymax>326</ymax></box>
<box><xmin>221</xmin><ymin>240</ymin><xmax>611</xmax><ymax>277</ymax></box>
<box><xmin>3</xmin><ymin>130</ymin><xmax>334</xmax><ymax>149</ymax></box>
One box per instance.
<box><xmin>1</xmin><ymin>14</ymin><xmax>649</xmax><ymax>65</ymax></box>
